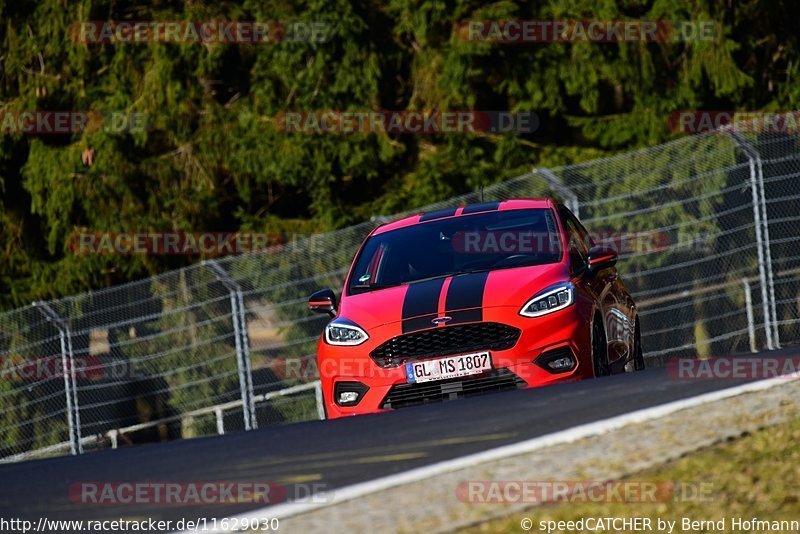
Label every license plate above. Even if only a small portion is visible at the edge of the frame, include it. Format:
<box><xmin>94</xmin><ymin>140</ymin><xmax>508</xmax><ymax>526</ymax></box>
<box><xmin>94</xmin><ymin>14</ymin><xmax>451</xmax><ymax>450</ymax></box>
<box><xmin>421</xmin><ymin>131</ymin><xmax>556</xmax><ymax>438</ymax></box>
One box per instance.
<box><xmin>405</xmin><ymin>352</ymin><xmax>492</xmax><ymax>384</ymax></box>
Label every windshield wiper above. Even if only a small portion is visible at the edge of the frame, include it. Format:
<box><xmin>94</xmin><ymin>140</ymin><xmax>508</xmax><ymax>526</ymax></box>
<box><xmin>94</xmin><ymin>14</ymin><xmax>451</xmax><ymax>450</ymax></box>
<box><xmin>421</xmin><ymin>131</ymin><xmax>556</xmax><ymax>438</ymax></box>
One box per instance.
<box><xmin>448</xmin><ymin>268</ymin><xmax>492</xmax><ymax>277</ymax></box>
<box><xmin>450</xmin><ymin>261</ymin><xmax>545</xmax><ymax>277</ymax></box>
<box><xmin>401</xmin><ymin>273</ymin><xmax>453</xmax><ymax>285</ymax></box>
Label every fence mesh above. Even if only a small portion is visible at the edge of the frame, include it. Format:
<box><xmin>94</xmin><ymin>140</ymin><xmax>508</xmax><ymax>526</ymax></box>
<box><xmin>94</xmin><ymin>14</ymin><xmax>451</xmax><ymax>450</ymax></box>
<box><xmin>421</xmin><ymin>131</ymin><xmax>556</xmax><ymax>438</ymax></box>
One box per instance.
<box><xmin>0</xmin><ymin>129</ymin><xmax>798</xmax><ymax>461</ymax></box>
<box><xmin>0</xmin><ymin>306</ymin><xmax>69</xmax><ymax>459</ymax></box>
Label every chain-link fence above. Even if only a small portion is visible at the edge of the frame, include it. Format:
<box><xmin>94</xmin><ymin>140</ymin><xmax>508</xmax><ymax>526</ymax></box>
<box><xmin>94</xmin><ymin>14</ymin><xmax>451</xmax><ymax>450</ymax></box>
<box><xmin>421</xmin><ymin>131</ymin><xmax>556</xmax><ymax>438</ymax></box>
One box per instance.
<box><xmin>1</xmin><ymin>128</ymin><xmax>798</xmax><ymax>462</ymax></box>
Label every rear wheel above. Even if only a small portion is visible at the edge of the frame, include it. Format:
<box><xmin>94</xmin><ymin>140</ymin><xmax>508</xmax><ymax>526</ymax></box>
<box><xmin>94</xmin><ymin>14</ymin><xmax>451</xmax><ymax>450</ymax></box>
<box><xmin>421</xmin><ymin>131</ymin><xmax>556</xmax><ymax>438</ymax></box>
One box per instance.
<box><xmin>633</xmin><ymin>319</ymin><xmax>646</xmax><ymax>371</ymax></box>
<box><xmin>592</xmin><ymin>315</ymin><xmax>610</xmax><ymax>377</ymax></box>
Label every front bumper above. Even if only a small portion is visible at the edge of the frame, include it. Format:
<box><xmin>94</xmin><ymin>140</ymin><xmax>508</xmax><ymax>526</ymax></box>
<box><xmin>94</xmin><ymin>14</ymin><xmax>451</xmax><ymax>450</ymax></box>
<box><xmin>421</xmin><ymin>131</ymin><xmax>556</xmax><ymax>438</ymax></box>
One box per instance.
<box><xmin>318</xmin><ymin>304</ymin><xmax>592</xmax><ymax>419</ymax></box>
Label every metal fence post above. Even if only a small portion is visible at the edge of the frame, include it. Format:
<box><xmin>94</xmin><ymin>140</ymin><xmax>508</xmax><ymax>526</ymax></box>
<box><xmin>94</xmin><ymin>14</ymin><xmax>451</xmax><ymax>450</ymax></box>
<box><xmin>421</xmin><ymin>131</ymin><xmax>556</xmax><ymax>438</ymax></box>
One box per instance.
<box><xmin>215</xmin><ymin>408</ymin><xmax>225</xmax><ymax>435</ymax></box>
<box><xmin>235</xmin><ymin>286</ymin><xmax>256</xmax><ymax>429</ymax></box>
<box><xmin>754</xmin><ymin>154</ymin><xmax>780</xmax><ymax>347</ymax></box>
<box><xmin>742</xmin><ymin>278</ymin><xmax>757</xmax><ymax>353</ymax></box>
<box><xmin>33</xmin><ymin>301</ymin><xmax>82</xmax><ymax>455</ymax></box>
<box><xmin>535</xmin><ymin>167</ymin><xmax>580</xmax><ymax>217</ymax></box>
<box><xmin>727</xmin><ymin>131</ymin><xmax>777</xmax><ymax>350</ymax></box>
<box><xmin>205</xmin><ymin>260</ymin><xmax>257</xmax><ymax>431</ymax></box>
<box><xmin>314</xmin><ymin>381</ymin><xmax>325</xmax><ymax>420</ymax></box>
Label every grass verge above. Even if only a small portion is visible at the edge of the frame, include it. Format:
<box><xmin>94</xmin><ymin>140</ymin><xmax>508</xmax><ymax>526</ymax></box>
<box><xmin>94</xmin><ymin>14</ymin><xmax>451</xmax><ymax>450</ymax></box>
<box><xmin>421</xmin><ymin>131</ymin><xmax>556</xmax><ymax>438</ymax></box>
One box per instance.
<box><xmin>466</xmin><ymin>416</ymin><xmax>800</xmax><ymax>533</ymax></box>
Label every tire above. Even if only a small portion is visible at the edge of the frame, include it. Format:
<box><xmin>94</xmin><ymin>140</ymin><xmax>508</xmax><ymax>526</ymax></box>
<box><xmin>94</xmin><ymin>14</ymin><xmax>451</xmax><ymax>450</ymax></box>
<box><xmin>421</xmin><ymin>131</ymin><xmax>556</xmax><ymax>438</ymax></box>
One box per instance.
<box><xmin>592</xmin><ymin>315</ymin><xmax>610</xmax><ymax>377</ymax></box>
<box><xmin>633</xmin><ymin>319</ymin><xmax>646</xmax><ymax>371</ymax></box>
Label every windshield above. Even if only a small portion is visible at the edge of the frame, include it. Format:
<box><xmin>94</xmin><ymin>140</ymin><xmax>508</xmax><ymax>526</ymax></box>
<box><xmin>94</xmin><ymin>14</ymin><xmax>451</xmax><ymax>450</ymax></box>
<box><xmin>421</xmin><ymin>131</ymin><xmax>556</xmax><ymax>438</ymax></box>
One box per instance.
<box><xmin>348</xmin><ymin>208</ymin><xmax>563</xmax><ymax>294</ymax></box>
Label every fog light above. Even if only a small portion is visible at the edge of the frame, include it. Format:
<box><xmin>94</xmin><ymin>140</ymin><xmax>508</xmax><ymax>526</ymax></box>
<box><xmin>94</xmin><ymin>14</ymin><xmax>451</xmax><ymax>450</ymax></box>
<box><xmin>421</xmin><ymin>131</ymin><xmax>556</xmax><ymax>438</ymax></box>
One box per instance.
<box><xmin>333</xmin><ymin>381</ymin><xmax>369</xmax><ymax>406</ymax></box>
<box><xmin>338</xmin><ymin>391</ymin><xmax>359</xmax><ymax>404</ymax></box>
<box><xmin>547</xmin><ymin>356</ymin><xmax>574</xmax><ymax>371</ymax></box>
<box><xmin>534</xmin><ymin>347</ymin><xmax>577</xmax><ymax>374</ymax></box>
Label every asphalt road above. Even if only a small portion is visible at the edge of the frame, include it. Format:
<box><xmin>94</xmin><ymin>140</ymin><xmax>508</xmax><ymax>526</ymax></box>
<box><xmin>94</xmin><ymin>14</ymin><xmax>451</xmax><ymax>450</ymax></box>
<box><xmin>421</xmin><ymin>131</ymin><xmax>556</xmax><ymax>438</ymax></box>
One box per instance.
<box><xmin>1</xmin><ymin>347</ymin><xmax>797</xmax><ymax>529</ymax></box>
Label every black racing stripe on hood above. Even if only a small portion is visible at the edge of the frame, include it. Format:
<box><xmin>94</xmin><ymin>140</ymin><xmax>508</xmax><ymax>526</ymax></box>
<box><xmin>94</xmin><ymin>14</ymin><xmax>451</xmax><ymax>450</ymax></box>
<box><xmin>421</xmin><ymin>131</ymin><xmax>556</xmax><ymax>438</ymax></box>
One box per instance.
<box><xmin>445</xmin><ymin>272</ymin><xmax>488</xmax><ymax>324</ymax></box>
<box><xmin>402</xmin><ymin>314</ymin><xmax>439</xmax><ymax>333</ymax></box>
<box><xmin>447</xmin><ymin>309</ymin><xmax>482</xmax><ymax>324</ymax></box>
<box><xmin>461</xmin><ymin>201</ymin><xmax>500</xmax><ymax>214</ymax></box>
<box><xmin>402</xmin><ymin>278</ymin><xmax>446</xmax><ymax>333</ymax></box>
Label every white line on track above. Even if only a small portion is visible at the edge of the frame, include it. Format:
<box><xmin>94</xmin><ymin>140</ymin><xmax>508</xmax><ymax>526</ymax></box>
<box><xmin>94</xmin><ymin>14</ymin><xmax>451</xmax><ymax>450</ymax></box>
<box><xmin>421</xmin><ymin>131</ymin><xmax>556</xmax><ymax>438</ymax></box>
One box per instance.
<box><xmin>181</xmin><ymin>374</ymin><xmax>797</xmax><ymax>533</ymax></box>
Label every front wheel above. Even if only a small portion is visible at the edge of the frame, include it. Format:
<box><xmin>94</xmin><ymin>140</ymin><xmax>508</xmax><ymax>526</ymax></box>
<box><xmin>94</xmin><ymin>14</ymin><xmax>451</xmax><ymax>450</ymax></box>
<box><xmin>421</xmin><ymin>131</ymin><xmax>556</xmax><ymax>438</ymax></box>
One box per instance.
<box><xmin>592</xmin><ymin>317</ymin><xmax>610</xmax><ymax>377</ymax></box>
<box><xmin>633</xmin><ymin>319</ymin><xmax>646</xmax><ymax>371</ymax></box>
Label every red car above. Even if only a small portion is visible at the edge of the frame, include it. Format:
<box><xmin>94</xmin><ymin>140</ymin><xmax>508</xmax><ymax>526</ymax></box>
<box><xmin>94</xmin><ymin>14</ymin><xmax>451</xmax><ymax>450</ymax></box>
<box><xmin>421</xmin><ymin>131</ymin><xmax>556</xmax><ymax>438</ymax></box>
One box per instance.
<box><xmin>308</xmin><ymin>198</ymin><xmax>645</xmax><ymax>419</ymax></box>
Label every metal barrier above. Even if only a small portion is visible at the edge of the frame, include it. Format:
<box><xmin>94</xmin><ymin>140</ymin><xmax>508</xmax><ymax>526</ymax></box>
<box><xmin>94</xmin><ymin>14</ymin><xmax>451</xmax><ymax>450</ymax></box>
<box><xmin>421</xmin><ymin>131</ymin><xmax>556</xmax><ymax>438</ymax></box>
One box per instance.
<box><xmin>1</xmin><ymin>127</ymin><xmax>798</xmax><ymax>461</ymax></box>
<box><xmin>0</xmin><ymin>381</ymin><xmax>322</xmax><ymax>463</ymax></box>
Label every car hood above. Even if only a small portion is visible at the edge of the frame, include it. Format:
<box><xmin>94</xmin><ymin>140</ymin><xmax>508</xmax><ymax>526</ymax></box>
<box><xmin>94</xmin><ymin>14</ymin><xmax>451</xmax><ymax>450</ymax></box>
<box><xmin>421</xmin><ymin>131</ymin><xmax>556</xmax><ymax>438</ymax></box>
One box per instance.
<box><xmin>337</xmin><ymin>262</ymin><xmax>570</xmax><ymax>330</ymax></box>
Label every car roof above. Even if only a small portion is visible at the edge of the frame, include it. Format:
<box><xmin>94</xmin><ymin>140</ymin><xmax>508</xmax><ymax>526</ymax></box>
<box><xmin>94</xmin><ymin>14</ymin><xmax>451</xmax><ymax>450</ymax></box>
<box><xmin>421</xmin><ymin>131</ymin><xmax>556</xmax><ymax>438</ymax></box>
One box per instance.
<box><xmin>372</xmin><ymin>198</ymin><xmax>557</xmax><ymax>236</ymax></box>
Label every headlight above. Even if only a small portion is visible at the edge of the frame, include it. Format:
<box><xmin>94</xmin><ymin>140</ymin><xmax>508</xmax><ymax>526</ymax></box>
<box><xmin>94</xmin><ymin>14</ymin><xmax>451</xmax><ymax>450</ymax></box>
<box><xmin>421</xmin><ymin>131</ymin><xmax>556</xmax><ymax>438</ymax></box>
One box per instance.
<box><xmin>325</xmin><ymin>320</ymin><xmax>369</xmax><ymax>346</ymax></box>
<box><xmin>520</xmin><ymin>283</ymin><xmax>574</xmax><ymax>317</ymax></box>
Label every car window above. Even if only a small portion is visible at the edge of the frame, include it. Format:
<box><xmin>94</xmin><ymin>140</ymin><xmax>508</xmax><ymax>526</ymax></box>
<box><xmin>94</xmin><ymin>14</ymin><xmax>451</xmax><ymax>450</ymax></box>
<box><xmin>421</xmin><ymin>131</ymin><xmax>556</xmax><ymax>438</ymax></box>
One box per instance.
<box><xmin>348</xmin><ymin>208</ymin><xmax>563</xmax><ymax>294</ymax></box>
<box><xmin>559</xmin><ymin>206</ymin><xmax>590</xmax><ymax>272</ymax></box>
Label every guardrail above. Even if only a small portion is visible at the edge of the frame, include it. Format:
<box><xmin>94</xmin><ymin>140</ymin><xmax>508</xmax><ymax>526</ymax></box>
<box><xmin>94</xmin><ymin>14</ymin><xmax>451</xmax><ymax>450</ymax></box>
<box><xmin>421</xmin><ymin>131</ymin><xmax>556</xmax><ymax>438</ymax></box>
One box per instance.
<box><xmin>8</xmin><ymin>265</ymin><xmax>795</xmax><ymax>465</ymax></box>
<box><xmin>1</xmin><ymin>126</ymin><xmax>798</xmax><ymax>462</ymax></box>
<box><xmin>0</xmin><ymin>381</ymin><xmax>322</xmax><ymax>463</ymax></box>
<box><xmin>638</xmin><ymin>267</ymin><xmax>800</xmax><ymax>357</ymax></box>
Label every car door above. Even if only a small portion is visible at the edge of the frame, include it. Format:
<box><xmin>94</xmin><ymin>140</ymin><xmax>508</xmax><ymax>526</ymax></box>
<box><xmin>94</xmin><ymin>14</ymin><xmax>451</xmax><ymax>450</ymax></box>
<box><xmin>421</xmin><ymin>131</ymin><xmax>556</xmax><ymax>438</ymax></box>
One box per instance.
<box><xmin>559</xmin><ymin>206</ymin><xmax>628</xmax><ymax>366</ymax></box>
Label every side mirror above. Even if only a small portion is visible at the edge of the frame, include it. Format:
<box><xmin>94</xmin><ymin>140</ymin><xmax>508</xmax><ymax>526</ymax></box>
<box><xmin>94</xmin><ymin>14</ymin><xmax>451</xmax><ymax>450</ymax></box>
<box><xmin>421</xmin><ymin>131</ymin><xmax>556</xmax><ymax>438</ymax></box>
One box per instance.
<box><xmin>588</xmin><ymin>245</ymin><xmax>618</xmax><ymax>271</ymax></box>
<box><xmin>308</xmin><ymin>289</ymin><xmax>337</xmax><ymax>317</ymax></box>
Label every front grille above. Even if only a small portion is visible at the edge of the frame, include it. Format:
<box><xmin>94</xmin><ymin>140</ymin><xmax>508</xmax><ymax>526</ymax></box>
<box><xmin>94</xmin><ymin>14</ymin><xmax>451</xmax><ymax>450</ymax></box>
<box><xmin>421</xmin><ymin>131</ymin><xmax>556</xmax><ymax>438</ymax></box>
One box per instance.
<box><xmin>370</xmin><ymin>322</ymin><xmax>521</xmax><ymax>367</ymax></box>
<box><xmin>381</xmin><ymin>368</ymin><xmax>526</xmax><ymax>410</ymax></box>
